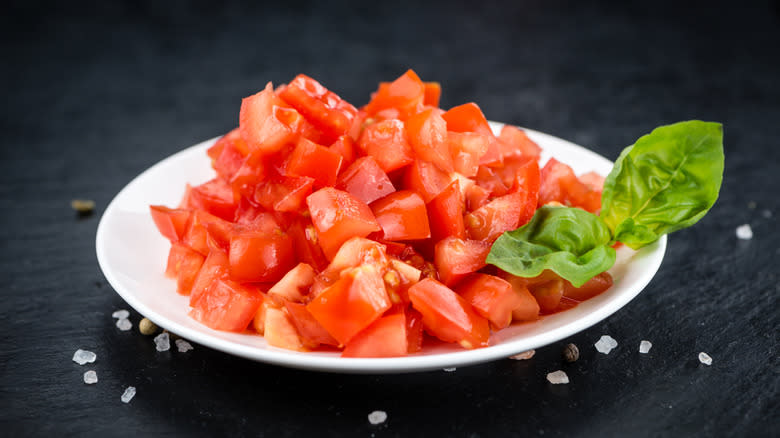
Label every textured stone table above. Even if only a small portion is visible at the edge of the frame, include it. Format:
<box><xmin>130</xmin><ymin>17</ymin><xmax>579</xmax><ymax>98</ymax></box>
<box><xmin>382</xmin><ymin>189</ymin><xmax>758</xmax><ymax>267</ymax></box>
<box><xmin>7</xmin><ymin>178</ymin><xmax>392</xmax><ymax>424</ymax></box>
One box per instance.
<box><xmin>2</xmin><ymin>1</ymin><xmax>777</xmax><ymax>436</ymax></box>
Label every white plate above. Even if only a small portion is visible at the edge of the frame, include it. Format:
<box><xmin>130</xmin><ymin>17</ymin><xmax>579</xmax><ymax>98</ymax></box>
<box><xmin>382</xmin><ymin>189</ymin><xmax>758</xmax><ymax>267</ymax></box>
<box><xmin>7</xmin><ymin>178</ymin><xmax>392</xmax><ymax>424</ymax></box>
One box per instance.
<box><xmin>96</xmin><ymin>123</ymin><xmax>666</xmax><ymax>374</ymax></box>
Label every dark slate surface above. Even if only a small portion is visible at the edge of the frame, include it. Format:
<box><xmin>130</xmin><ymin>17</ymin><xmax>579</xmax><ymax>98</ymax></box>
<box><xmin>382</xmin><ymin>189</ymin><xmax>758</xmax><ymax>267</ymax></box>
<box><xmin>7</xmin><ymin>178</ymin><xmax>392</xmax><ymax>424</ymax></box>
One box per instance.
<box><xmin>1</xmin><ymin>1</ymin><xmax>778</xmax><ymax>436</ymax></box>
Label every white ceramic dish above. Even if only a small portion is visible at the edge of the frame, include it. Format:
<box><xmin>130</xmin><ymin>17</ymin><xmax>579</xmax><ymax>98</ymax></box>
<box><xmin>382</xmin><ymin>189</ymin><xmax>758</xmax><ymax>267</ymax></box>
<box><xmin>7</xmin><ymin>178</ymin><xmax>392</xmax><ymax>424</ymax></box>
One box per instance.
<box><xmin>96</xmin><ymin>123</ymin><xmax>666</xmax><ymax>374</ymax></box>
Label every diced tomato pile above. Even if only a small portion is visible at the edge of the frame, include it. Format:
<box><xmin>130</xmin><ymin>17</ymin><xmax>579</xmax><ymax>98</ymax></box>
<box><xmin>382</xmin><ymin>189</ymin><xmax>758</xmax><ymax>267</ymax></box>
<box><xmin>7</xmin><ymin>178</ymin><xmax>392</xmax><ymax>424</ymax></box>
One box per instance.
<box><xmin>150</xmin><ymin>70</ymin><xmax>612</xmax><ymax>357</ymax></box>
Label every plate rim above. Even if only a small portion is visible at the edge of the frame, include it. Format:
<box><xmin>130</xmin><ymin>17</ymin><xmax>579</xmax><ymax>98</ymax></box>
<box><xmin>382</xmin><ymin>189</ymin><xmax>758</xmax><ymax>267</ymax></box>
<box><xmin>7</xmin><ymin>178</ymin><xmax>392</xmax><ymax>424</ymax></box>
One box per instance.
<box><xmin>96</xmin><ymin>125</ymin><xmax>666</xmax><ymax>374</ymax></box>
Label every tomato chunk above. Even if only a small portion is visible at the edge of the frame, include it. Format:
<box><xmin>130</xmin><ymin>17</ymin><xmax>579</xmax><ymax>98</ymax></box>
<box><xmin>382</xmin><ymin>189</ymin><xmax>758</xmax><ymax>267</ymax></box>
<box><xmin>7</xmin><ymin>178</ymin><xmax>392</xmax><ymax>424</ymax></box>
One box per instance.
<box><xmin>186</xmin><ymin>178</ymin><xmax>237</xmax><ymax>222</ymax></box>
<box><xmin>427</xmin><ymin>180</ymin><xmax>466</xmax><ymax>241</ymax></box>
<box><xmin>371</xmin><ymin>191</ymin><xmax>431</xmax><ymax>241</ymax></box>
<box><xmin>150</xmin><ymin>206</ymin><xmax>191</xmax><ymax>242</ymax></box>
<box><xmin>456</xmin><ymin>274</ymin><xmax>521</xmax><ymax>330</ymax></box>
<box><xmin>336</xmin><ymin>156</ymin><xmax>396</xmax><ymax>205</ymax></box>
<box><xmin>329</xmin><ymin>135</ymin><xmax>356</xmax><ymax>167</ymax></box>
<box><xmin>239</xmin><ymin>83</ymin><xmax>303</xmax><ymax>153</ymax></box>
<box><xmin>190</xmin><ymin>278</ymin><xmax>262</xmax><ymax>332</ymax></box>
<box><xmin>306</xmin><ymin>265</ymin><xmax>391</xmax><ymax>345</ymax></box>
<box><xmin>228</xmin><ymin>227</ymin><xmax>295</xmax><ymax>283</ymax></box>
<box><xmin>284</xmin><ymin>301</ymin><xmax>339</xmax><ymax>347</ymax></box>
<box><xmin>358</xmin><ymin>119</ymin><xmax>415</xmax><ymax>173</ymax></box>
<box><xmin>434</xmin><ymin>237</ymin><xmax>491</xmax><ymax>287</ymax></box>
<box><xmin>563</xmin><ymin>271</ymin><xmax>613</xmax><ymax>301</ymax></box>
<box><xmin>268</xmin><ymin>262</ymin><xmax>316</xmax><ymax>303</ymax></box>
<box><xmin>263</xmin><ymin>307</ymin><xmax>306</xmax><ymax>351</ymax></box>
<box><xmin>449</xmin><ymin>132</ymin><xmax>490</xmax><ymax>177</ymax></box>
<box><xmin>254</xmin><ymin>176</ymin><xmax>314</xmax><ymax>213</ymax></box>
<box><xmin>530</xmin><ymin>279</ymin><xmax>565</xmax><ymax>313</ymax></box>
<box><xmin>497</xmin><ymin>125</ymin><xmax>541</xmax><ymax>161</ymax></box>
<box><xmin>408</xmin><ymin>278</ymin><xmax>489</xmax><ymax>349</ymax></box>
<box><xmin>423</xmin><ymin>82</ymin><xmax>441</xmax><ymax>107</ymax></box>
<box><xmin>278</xmin><ymin>74</ymin><xmax>357</xmax><ymax>143</ymax></box>
<box><xmin>442</xmin><ymin>102</ymin><xmax>494</xmax><ymax>136</ymax></box>
<box><xmin>538</xmin><ymin>158</ymin><xmax>601</xmax><ymax>213</ymax></box>
<box><xmin>306</xmin><ymin>187</ymin><xmax>381</xmax><ymax>259</ymax></box>
<box><xmin>402</xmin><ymin>159</ymin><xmax>451</xmax><ymax>203</ymax></box>
<box><xmin>405</xmin><ymin>108</ymin><xmax>452</xmax><ymax>173</ymax></box>
<box><xmin>342</xmin><ymin>313</ymin><xmax>408</xmax><ymax>358</ymax></box>
<box><xmin>285</xmin><ymin>137</ymin><xmax>343</xmax><ymax>188</ymax></box>
<box><xmin>465</xmin><ymin>191</ymin><xmax>529</xmax><ymax>242</ymax></box>
<box><xmin>364</xmin><ymin>69</ymin><xmax>425</xmax><ymax>120</ymax></box>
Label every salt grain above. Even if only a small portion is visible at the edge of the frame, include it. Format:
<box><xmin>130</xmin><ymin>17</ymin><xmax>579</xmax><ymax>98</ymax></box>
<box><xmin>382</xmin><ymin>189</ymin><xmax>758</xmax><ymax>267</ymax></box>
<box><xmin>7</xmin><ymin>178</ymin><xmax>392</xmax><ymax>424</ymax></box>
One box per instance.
<box><xmin>112</xmin><ymin>309</ymin><xmax>130</xmax><ymax>320</ymax></box>
<box><xmin>698</xmin><ymin>352</ymin><xmax>713</xmax><ymax>366</ymax></box>
<box><xmin>154</xmin><ymin>332</ymin><xmax>170</xmax><ymax>352</ymax></box>
<box><xmin>72</xmin><ymin>349</ymin><xmax>97</xmax><ymax>365</ymax></box>
<box><xmin>443</xmin><ymin>367</ymin><xmax>456</xmax><ymax>372</ymax></box>
<box><xmin>639</xmin><ymin>340</ymin><xmax>653</xmax><ymax>354</ymax></box>
<box><xmin>175</xmin><ymin>339</ymin><xmax>193</xmax><ymax>353</ymax></box>
<box><xmin>594</xmin><ymin>335</ymin><xmax>618</xmax><ymax>354</ymax></box>
<box><xmin>736</xmin><ymin>224</ymin><xmax>753</xmax><ymax>240</ymax></box>
<box><xmin>116</xmin><ymin>318</ymin><xmax>132</xmax><ymax>331</ymax></box>
<box><xmin>762</xmin><ymin>209</ymin><xmax>772</xmax><ymax>218</ymax></box>
<box><xmin>121</xmin><ymin>386</ymin><xmax>136</xmax><ymax>403</ymax></box>
<box><xmin>510</xmin><ymin>350</ymin><xmax>536</xmax><ymax>360</ymax></box>
<box><xmin>367</xmin><ymin>410</ymin><xmax>387</xmax><ymax>425</ymax></box>
<box><xmin>83</xmin><ymin>370</ymin><xmax>98</xmax><ymax>384</ymax></box>
<box><xmin>546</xmin><ymin>370</ymin><xmax>569</xmax><ymax>384</ymax></box>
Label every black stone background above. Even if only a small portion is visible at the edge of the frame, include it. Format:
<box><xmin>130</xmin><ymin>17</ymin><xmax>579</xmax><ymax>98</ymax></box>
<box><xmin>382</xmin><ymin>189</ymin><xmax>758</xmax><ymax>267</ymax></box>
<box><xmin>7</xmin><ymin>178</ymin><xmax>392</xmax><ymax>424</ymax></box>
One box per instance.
<box><xmin>1</xmin><ymin>1</ymin><xmax>778</xmax><ymax>436</ymax></box>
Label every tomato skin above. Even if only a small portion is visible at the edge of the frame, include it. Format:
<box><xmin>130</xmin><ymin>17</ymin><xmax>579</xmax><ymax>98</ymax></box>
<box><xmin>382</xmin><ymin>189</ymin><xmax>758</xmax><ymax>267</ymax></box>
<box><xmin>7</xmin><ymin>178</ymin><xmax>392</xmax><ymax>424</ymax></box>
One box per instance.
<box><xmin>405</xmin><ymin>108</ymin><xmax>453</xmax><ymax>173</ymax></box>
<box><xmin>497</xmin><ymin>125</ymin><xmax>541</xmax><ymax>161</ymax></box>
<box><xmin>285</xmin><ymin>137</ymin><xmax>343</xmax><ymax>189</ymax></box>
<box><xmin>358</xmin><ymin>119</ymin><xmax>415</xmax><ymax>173</ymax></box>
<box><xmin>239</xmin><ymin>83</ymin><xmax>303</xmax><ymax>153</ymax></box>
<box><xmin>187</xmin><ymin>178</ymin><xmax>237</xmax><ymax>222</ymax></box>
<box><xmin>371</xmin><ymin>191</ymin><xmax>431</xmax><ymax>241</ymax></box>
<box><xmin>427</xmin><ymin>180</ymin><xmax>466</xmax><ymax>241</ymax></box>
<box><xmin>423</xmin><ymin>82</ymin><xmax>441</xmax><ymax>107</ymax></box>
<box><xmin>189</xmin><ymin>278</ymin><xmax>262</xmax><ymax>332</ymax></box>
<box><xmin>342</xmin><ymin>313</ymin><xmax>408</xmax><ymax>358</ymax></box>
<box><xmin>456</xmin><ymin>274</ymin><xmax>521</xmax><ymax>330</ymax></box>
<box><xmin>254</xmin><ymin>176</ymin><xmax>315</xmax><ymax>213</ymax></box>
<box><xmin>211</xmin><ymin>129</ymin><xmax>248</xmax><ymax>181</ymax></box>
<box><xmin>408</xmin><ymin>278</ymin><xmax>490</xmax><ymax>349</ymax></box>
<box><xmin>335</xmin><ymin>156</ymin><xmax>396</xmax><ymax>205</ymax></box>
<box><xmin>189</xmin><ymin>249</ymin><xmax>230</xmax><ymax>307</ymax></box>
<box><xmin>405</xmin><ymin>307</ymin><xmax>425</xmax><ymax>353</ymax></box>
<box><xmin>278</xmin><ymin>74</ymin><xmax>357</xmax><ymax>144</ymax></box>
<box><xmin>563</xmin><ymin>271</ymin><xmax>613</xmax><ymax>301</ymax></box>
<box><xmin>306</xmin><ymin>187</ymin><xmax>381</xmax><ymax>260</ymax></box>
<box><xmin>402</xmin><ymin>159</ymin><xmax>451</xmax><ymax>203</ymax></box>
<box><xmin>329</xmin><ymin>135</ymin><xmax>356</xmax><ymax>167</ymax></box>
<box><xmin>306</xmin><ymin>265</ymin><xmax>392</xmax><ymax>345</ymax></box>
<box><xmin>284</xmin><ymin>301</ymin><xmax>339</xmax><ymax>347</ymax></box>
<box><xmin>364</xmin><ymin>69</ymin><xmax>425</xmax><ymax>120</ymax></box>
<box><xmin>442</xmin><ymin>102</ymin><xmax>494</xmax><ymax>136</ymax></box>
<box><xmin>465</xmin><ymin>191</ymin><xmax>530</xmax><ymax>242</ymax></box>
<box><xmin>449</xmin><ymin>132</ymin><xmax>490</xmax><ymax>177</ymax></box>
<box><xmin>228</xmin><ymin>228</ymin><xmax>295</xmax><ymax>283</ymax></box>
<box><xmin>150</xmin><ymin>205</ymin><xmax>192</xmax><ymax>242</ymax></box>
<box><xmin>434</xmin><ymin>237</ymin><xmax>491</xmax><ymax>287</ymax></box>
<box><xmin>182</xmin><ymin>210</ymin><xmax>231</xmax><ymax>256</ymax></box>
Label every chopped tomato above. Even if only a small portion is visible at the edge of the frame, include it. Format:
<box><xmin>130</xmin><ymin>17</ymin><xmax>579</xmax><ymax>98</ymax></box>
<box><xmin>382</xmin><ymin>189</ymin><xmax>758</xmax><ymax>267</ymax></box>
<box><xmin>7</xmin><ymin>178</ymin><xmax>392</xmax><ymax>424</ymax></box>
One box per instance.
<box><xmin>434</xmin><ymin>237</ymin><xmax>491</xmax><ymax>287</ymax></box>
<box><xmin>189</xmin><ymin>278</ymin><xmax>262</xmax><ymax>332</ymax></box>
<box><xmin>371</xmin><ymin>191</ymin><xmax>431</xmax><ymax>241</ymax></box>
<box><xmin>306</xmin><ymin>265</ymin><xmax>391</xmax><ymax>345</ymax></box>
<box><xmin>442</xmin><ymin>102</ymin><xmax>493</xmax><ymax>136</ymax></box>
<box><xmin>285</xmin><ymin>137</ymin><xmax>343</xmax><ymax>188</ymax></box>
<box><xmin>228</xmin><ymin>227</ymin><xmax>295</xmax><ymax>283</ymax></box>
<box><xmin>342</xmin><ymin>313</ymin><xmax>408</xmax><ymax>358</ymax></box>
<box><xmin>165</xmin><ymin>243</ymin><xmax>206</xmax><ymax>296</ymax></box>
<box><xmin>502</xmin><ymin>274</ymin><xmax>541</xmax><ymax>321</ymax></box>
<box><xmin>529</xmin><ymin>279</ymin><xmax>565</xmax><ymax>314</ymax></box>
<box><xmin>267</xmin><ymin>262</ymin><xmax>316</xmax><ymax>303</ymax></box>
<box><xmin>538</xmin><ymin>158</ymin><xmax>601</xmax><ymax>213</ymax></box>
<box><xmin>358</xmin><ymin>119</ymin><xmax>415</xmax><ymax>173</ymax></box>
<box><xmin>464</xmin><ymin>191</ymin><xmax>529</xmax><ymax>242</ymax></box>
<box><xmin>329</xmin><ymin>135</ymin><xmax>356</xmax><ymax>167</ymax></box>
<box><xmin>263</xmin><ymin>307</ymin><xmax>306</xmax><ymax>351</ymax></box>
<box><xmin>239</xmin><ymin>83</ymin><xmax>303</xmax><ymax>153</ymax></box>
<box><xmin>277</xmin><ymin>74</ymin><xmax>357</xmax><ymax>144</ymax></box>
<box><xmin>306</xmin><ymin>187</ymin><xmax>381</xmax><ymax>259</ymax></box>
<box><xmin>150</xmin><ymin>206</ymin><xmax>191</xmax><ymax>242</ymax></box>
<box><xmin>423</xmin><ymin>82</ymin><xmax>441</xmax><ymax>107</ymax></box>
<box><xmin>402</xmin><ymin>159</ymin><xmax>451</xmax><ymax>203</ymax></box>
<box><xmin>405</xmin><ymin>109</ymin><xmax>453</xmax><ymax>172</ymax></box>
<box><xmin>327</xmin><ymin>237</ymin><xmax>389</xmax><ymax>273</ymax></box>
<box><xmin>335</xmin><ymin>156</ymin><xmax>396</xmax><ymax>205</ymax></box>
<box><xmin>408</xmin><ymin>278</ymin><xmax>490</xmax><ymax>349</ymax></box>
<box><xmin>364</xmin><ymin>69</ymin><xmax>425</xmax><ymax>120</ymax></box>
<box><xmin>563</xmin><ymin>271</ymin><xmax>613</xmax><ymax>301</ymax></box>
<box><xmin>254</xmin><ymin>176</ymin><xmax>314</xmax><ymax>213</ymax></box>
<box><xmin>497</xmin><ymin>125</ymin><xmax>541</xmax><ymax>161</ymax></box>
<box><xmin>186</xmin><ymin>178</ymin><xmax>237</xmax><ymax>222</ymax></box>
<box><xmin>405</xmin><ymin>307</ymin><xmax>425</xmax><ymax>353</ymax></box>
<box><xmin>449</xmin><ymin>132</ymin><xmax>490</xmax><ymax>177</ymax></box>
<box><xmin>284</xmin><ymin>301</ymin><xmax>339</xmax><ymax>347</ymax></box>
<box><xmin>456</xmin><ymin>274</ymin><xmax>521</xmax><ymax>330</ymax></box>
<box><xmin>427</xmin><ymin>180</ymin><xmax>466</xmax><ymax>241</ymax></box>
<box><xmin>287</xmin><ymin>216</ymin><xmax>329</xmax><ymax>272</ymax></box>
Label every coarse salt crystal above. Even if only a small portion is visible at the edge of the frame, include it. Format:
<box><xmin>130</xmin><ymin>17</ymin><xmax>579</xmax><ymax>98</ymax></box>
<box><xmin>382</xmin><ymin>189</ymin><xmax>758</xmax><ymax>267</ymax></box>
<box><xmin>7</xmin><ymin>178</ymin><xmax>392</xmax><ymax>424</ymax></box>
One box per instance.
<box><xmin>175</xmin><ymin>339</ymin><xmax>193</xmax><ymax>353</ymax></box>
<box><xmin>121</xmin><ymin>386</ymin><xmax>136</xmax><ymax>403</ymax></box>
<box><xmin>367</xmin><ymin>410</ymin><xmax>387</xmax><ymax>425</ymax></box>
<box><xmin>595</xmin><ymin>335</ymin><xmax>618</xmax><ymax>354</ymax></box>
<box><xmin>698</xmin><ymin>352</ymin><xmax>713</xmax><ymax>365</ymax></box>
<box><xmin>639</xmin><ymin>340</ymin><xmax>652</xmax><ymax>354</ymax></box>
<box><xmin>510</xmin><ymin>350</ymin><xmax>536</xmax><ymax>360</ymax></box>
<box><xmin>546</xmin><ymin>370</ymin><xmax>569</xmax><ymax>384</ymax></box>
<box><xmin>154</xmin><ymin>332</ymin><xmax>170</xmax><ymax>352</ymax></box>
<box><xmin>736</xmin><ymin>224</ymin><xmax>753</xmax><ymax>240</ymax></box>
<box><xmin>443</xmin><ymin>367</ymin><xmax>456</xmax><ymax>372</ymax></box>
<box><xmin>72</xmin><ymin>349</ymin><xmax>97</xmax><ymax>365</ymax></box>
<box><xmin>116</xmin><ymin>318</ymin><xmax>132</xmax><ymax>331</ymax></box>
<box><xmin>112</xmin><ymin>309</ymin><xmax>130</xmax><ymax>319</ymax></box>
<box><xmin>83</xmin><ymin>370</ymin><xmax>98</xmax><ymax>384</ymax></box>
<box><xmin>762</xmin><ymin>209</ymin><xmax>772</xmax><ymax>218</ymax></box>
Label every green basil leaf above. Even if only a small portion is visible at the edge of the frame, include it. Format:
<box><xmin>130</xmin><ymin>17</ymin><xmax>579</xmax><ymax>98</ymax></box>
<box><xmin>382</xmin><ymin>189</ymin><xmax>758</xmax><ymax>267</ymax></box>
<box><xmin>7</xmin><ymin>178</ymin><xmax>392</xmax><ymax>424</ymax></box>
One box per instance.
<box><xmin>486</xmin><ymin>206</ymin><xmax>616</xmax><ymax>287</ymax></box>
<box><xmin>600</xmin><ymin>120</ymin><xmax>724</xmax><ymax>249</ymax></box>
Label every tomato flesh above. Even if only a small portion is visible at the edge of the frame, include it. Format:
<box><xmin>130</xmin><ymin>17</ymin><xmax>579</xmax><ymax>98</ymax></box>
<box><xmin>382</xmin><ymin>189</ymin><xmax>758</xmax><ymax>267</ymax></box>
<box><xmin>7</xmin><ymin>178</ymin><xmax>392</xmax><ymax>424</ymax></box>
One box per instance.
<box><xmin>342</xmin><ymin>313</ymin><xmax>407</xmax><ymax>358</ymax></box>
<box><xmin>306</xmin><ymin>187</ymin><xmax>381</xmax><ymax>259</ymax></box>
<box><xmin>335</xmin><ymin>156</ymin><xmax>395</xmax><ymax>205</ymax></box>
<box><xmin>456</xmin><ymin>274</ymin><xmax>522</xmax><ymax>330</ymax></box>
<box><xmin>358</xmin><ymin>119</ymin><xmax>415</xmax><ymax>173</ymax></box>
<box><xmin>371</xmin><ymin>191</ymin><xmax>431</xmax><ymax>241</ymax></box>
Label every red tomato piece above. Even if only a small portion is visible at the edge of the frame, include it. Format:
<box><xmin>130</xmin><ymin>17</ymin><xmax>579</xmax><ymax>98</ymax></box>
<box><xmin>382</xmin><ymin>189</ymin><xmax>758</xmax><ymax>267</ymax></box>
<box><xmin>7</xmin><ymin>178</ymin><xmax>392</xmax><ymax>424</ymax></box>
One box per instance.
<box><xmin>402</xmin><ymin>159</ymin><xmax>451</xmax><ymax>203</ymax></box>
<box><xmin>579</xmin><ymin>171</ymin><xmax>605</xmax><ymax>192</ymax></box>
<box><xmin>239</xmin><ymin>83</ymin><xmax>303</xmax><ymax>153</ymax></box>
<box><xmin>306</xmin><ymin>265</ymin><xmax>391</xmax><ymax>345</ymax></box>
<box><xmin>498</xmin><ymin>125</ymin><xmax>541</xmax><ymax>161</ymax></box>
<box><xmin>285</xmin><ymin>137</ymin><xmax>343</xmax><ymax>188</ymax></box>
<box><xmin>434</xmin><ymin>237</ymin><xmax>491</xmax><ymax>287</ymax></box>
<box><xmin>342</xmin><ymin>313</ymin><xmax>408</xmax><ymax>358</ymax></box>
<box><xmin>358</xmin><ymin>119</ymin><xmax>415</xmax><ymax>173</ymax></box>
<box><xmin>284</xmin><ymin>301</ymin><xmax>339</xmax><ymax>348</ymax></box>
<box><xmin>405</xmin><ymin>108</ymin><xmax>453</xmax><ymax>173</ymax></box>
<box><xmin>268</xmin><ymin>262</ymin><xmax>316</xmax><ymax>303</ymax></box>
<box><xmin>442</xmin><ymin>102</ymin><xmax>494</xmax><ymax>136</ymax></box>
<box><xmin>336</xmin><ymin>156</ymin><xmax>396</xmax><ymax>205</ymax></box>
<box><xmin>263</xmin><ymin>307</ymin><xmax>306</xmax><ymax>351</ymax></box>
<box><xmin>405</xmin><ymin>307</ymin><xmax>425</xmax><ymax>353</ymax></box>
<box><xmin>456</xmin><ymin>274</ymin><xmax>521</xmax><ymax>330</ymax></box>
<box><xmin>475</xmin><ymin>165</ymin><xmax>509</xmax><ymax>197</ymax></box>
<box><xmin>278</xmin><ymin>74</ymin><xmax>357</xmax><ymax>144</ymax></box>
<box><xmin>538</xmin><ymin>158</ymin><xmax>601</xmax><ymax>213</ymax></box>
<box><xmin>210</xmin><ymin>128</ymin><xmax>249</xmax><ymax>180</ymax></box>
<box><xmin>182</xmin><ymin>210</ymin><xmax>231</xmax><ymax>256</ymax></box>
<box><xmin>363</xmin><ymin>69</ymin><xmax>425</xmax><ymax>120</ymax></box>
<box><xmin>187</xmin><ymin>178</ymin><xmax>237</xmax><ymax>222</ymax></box>
<box><xmin>530</xmin><ymin>279</ymin><xmax>565</xmax><ymax>314</ymax></box>
<box><xmin>287</xmin><ymin>216</ymin><xmax>329</xmax><ymax>272</ymax></box>
<box><xmin>165</xmin><ymin>243</ymin><xmax>206</xmax><ymax>296</ymax></box>
<box><xmin>327</xmin><ymin>237</ymin><xmax>389</xmax><ymax>273</ymax></box>
<box><xmin>465</xmin><ymin>183</ymin><xmax>491</xmax><ymax>212</ymax></box>
<box><xmin>228</xmin><ymin>227</ymin><xmax>295</xmax><ymax>283</ymax></box>
<box><xmin>423</xmin><ymin>82</ymin><xmax>441</xmax><ymax>107</ymax></box>
<box><xmin>254</xmin><ymin>176</ymin><xmax>315</xmax><ymax>213</ymax></box>
<box><xmin>449</xmin><ymin>132</ymin><xmax>490</xmax><ymax>177</ymax></box>
<box><xmin>189</xmin><ymin>249</ymin><xmax>230</xmax><ymax>308</ymax></box>
<box><xmin>427</xmin><ymin>180</ymin><xmax>466</xmax><ymax>241</ymax></box>
<box><xmin>306</xmin><ymin>188</ymin><xmax>381</xmax><ymax>260</ymax></box>
<box><xmin>465</xmin><ymin>191</ymin><xmax>528</xmax><ymax>242</ymax></box>
<box><xmin>150</xmin><ymin>206</ymin><xmax>191</xmax><ymax>242</ymax></box>
<box><xmin>189</xmin><ymin>278</ymin><xmax>262</xmax><ymax>332</ymax></box>
<box><xmin>501</xmin><ymin>274</ymin><xmax>542</xmax><ymax>321</ymax></box>
<box><xmin>563</xmin><ymin>271</ymin><xmax>613</xmax><ymax>301</ymax></box>
<box><xmin>505</xmin><ymin>158</ymin><xmax>541</xmax><ymax>225</ymax></box>
<box><xmin>329</xmin><ymin>135</ymin><xmax>356</xmax><ymax>168</ymax></box>
<box><xmin>408</xmin><ymin>278</ymin><xmax>490</xmax><ymax>349</ymax></box>
<box><xmin>371</xmin><ymin>191</ymin><xmax>431</xmax><ymax>241</ymax></box>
